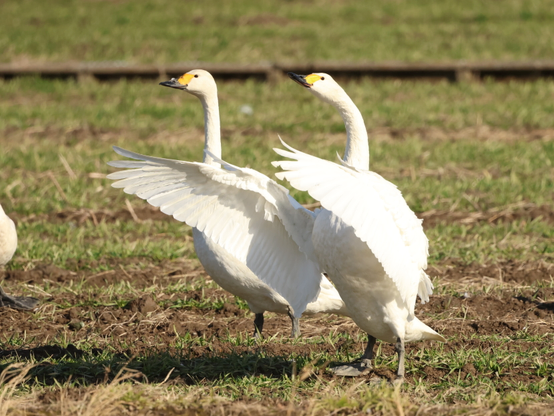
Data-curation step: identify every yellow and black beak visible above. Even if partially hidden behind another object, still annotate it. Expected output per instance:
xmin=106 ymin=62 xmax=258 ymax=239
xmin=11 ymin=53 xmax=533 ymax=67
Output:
xmin=160 ymin=73 xmax=195 ymax=90
xmin=288 ymin=72 xmax=324 ymax=88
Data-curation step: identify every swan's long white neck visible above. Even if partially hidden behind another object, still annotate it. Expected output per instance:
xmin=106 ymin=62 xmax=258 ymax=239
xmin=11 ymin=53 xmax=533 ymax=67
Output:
xmin=334 ymin=92 xmax=370 ymax=171
xmin=198 ymin=93 xmax=222 ymax=168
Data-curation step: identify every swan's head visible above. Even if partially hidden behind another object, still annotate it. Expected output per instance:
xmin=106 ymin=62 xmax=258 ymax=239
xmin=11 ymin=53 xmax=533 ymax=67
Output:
xmin=288 ymin=72 xmax=346 ymax=107
xmin=160 ymin=69 xmax=217 ymax=98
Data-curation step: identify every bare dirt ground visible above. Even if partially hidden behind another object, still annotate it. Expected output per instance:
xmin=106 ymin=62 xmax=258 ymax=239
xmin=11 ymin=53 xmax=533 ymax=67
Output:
xmin=1 ymin=258 xmax=553 ymax=389
xmin=9 ymin=200 xmax=554 ymax=228
xmin=1 ymin=206 xmax=554 ymax=414
xmin=3 ymin=124 xmax=554 ymax=145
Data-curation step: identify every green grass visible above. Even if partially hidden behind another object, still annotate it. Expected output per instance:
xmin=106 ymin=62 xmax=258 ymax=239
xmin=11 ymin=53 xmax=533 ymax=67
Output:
xmin=2 ymin=3 xmax=554 ymax=412
xmin=2 ymin=77 xmax=554 ymax=135
xmin=1 ymin=76 xmax=554 ymax=414
xmin=14 ymin=221 xmax=194 ymax=269
xmin=1 ymin=77 xmax=553 ymax=268
xmin=428 ymin=219 xmax=554 ymax=264
xmin=2 ymin=0 xmax=554 ymax=64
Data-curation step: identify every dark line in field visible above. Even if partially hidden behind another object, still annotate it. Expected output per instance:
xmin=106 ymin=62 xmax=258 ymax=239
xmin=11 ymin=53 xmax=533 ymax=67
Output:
xmin=9 ymin=202 xmax=554 ymax=226
xmin=1 ymin=61 xmax=554 ymax=83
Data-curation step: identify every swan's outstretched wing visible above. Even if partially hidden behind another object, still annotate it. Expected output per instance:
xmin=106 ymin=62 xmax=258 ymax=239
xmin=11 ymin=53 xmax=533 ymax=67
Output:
xmin=273 ymin=139 xmax=430 ymax=310
xmin=107 ymin=147 xmax=321 ymax=317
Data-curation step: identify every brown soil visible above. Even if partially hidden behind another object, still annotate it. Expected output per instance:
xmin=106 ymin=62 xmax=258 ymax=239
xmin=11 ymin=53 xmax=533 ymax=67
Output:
xmin=420 ymin=203 xmax=554 ymax=227
xmin=1 ymin=258 xmax=553 ymax=393
xmin=368 ymin=125 xmax=554 ymax=143
xmin=2 ymin=258 xmax=550 ymax=291
xmin=10 ymin=206 xmax=172 ymax=226
xmin=3 ymin=124 xmax=554 ymax=149
xmin=0 ymin=260 xmax=203 ymax=287
xmin=430 ymin=259 xmax=554 ymax=285
xmin=237 ymin=13 xmax=292 ymax=26
xmin=10 ymin=202 xmax=554 ymax=229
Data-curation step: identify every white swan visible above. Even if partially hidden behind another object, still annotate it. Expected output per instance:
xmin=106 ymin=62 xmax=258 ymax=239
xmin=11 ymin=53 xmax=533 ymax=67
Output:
xmin=273 ymin=72 xmax=445 ymax=379
xmin=108 ymin=69 xmax=348 ymax=338
xmin=0 ymin=203 xmax=39 ymax=310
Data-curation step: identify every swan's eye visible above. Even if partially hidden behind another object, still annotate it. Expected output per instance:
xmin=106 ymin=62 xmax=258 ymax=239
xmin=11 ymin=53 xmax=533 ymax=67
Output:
xmin=321 ymin=77 xmax=325 ymax=80
xmin=194 ymin=74 xmax=199 ymax=78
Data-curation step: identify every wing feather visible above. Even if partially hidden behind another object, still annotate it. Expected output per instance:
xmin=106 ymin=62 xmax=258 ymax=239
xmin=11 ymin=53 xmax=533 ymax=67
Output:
xmin=108 ymin=146 xmax=322 ymax=316
xmin=273 ymin=140 xmax=430 ymax=309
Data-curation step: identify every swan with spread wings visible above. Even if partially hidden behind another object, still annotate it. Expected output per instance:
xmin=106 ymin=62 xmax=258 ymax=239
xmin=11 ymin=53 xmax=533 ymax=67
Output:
xmin=108 ymin=70 xmax=348 ymax=338
xmin=273 ymin=72 xmax=445 ymax=379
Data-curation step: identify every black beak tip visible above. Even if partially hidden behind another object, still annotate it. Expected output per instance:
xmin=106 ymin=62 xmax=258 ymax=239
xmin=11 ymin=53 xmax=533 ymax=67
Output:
xmin=159 ymin=79 xmax=186 ymax=90
xmin=287 ymin=72 xmax=310 ymax=87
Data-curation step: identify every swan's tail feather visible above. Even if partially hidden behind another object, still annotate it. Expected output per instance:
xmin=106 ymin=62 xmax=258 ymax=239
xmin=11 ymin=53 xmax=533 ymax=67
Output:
xmin=423 ymin=327 xmax=446 ymax=342
xmin=409 ymin=317 xmax=446 ymax=343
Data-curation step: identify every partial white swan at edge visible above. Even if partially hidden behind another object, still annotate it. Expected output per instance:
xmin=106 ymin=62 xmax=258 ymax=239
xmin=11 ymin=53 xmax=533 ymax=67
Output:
xmin=107 ymin=70 xmax=348 ymax=338
xmin=273 ymin=72 xmax=444 ymax=378
xmin=0 ymin=203 xmax=39 ymax=310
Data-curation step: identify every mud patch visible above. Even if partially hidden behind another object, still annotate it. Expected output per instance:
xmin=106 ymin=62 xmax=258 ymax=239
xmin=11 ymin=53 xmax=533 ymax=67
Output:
xmin=1 ymin=283 xmax=553 ymax=375
xmin=419 ymin=203 xmax=554 ymax=227
xmin=430 ymin=259 xmax=554 ymax=285
xmin=237 ymin=14 xmax=292 ymax=26
xmin=12 ymin=202 xmax=554 ymax=229
xmin=11 ymin=206 xmax=171 ymax=225
xmin=368 ymin=125 xmax=554 ymax=143
xmin=127 ymin=295 xmax=158 ymax=314
xmin=1 ymin=260 xmax=204 ymax=288
xmin=4 ymin=124 xmax=554 ymax=151
xmin=1 ymin=125 xmax=125 ymax=146
xmin=1 ymin=258 xmax=554 ymax=402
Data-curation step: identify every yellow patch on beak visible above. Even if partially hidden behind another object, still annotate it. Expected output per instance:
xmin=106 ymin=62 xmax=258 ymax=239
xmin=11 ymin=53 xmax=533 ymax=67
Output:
xmin=305 ymin=74 xmax=322 ymax=85
xmin=178 ymin=73 xmax=195 ymax=86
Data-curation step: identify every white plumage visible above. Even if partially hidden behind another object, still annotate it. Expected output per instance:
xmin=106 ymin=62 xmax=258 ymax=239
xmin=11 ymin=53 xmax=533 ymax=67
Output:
xmin=108 ymin=69 xmax=348 ymax=337
xmin=0 ymin=204 xmax=17 ymax=267
xmin=0 ymin=203 xmax=38 ymax=310
xmin=273 ymin=72 xmax=444 ymax=378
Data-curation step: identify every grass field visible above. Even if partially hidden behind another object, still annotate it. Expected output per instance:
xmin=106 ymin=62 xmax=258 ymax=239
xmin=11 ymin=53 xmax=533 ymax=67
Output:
xmin=1 ymin=1 xmax=554 ymax=413
xmin=2 ymin=0 xmax=554 ymax=64
xmin=1 ymin=75 xmax=553 ymax=415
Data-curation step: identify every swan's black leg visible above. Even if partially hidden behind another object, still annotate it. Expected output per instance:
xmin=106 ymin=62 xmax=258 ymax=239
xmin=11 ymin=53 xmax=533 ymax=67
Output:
xmin=328 ymin=333 xmax=375 ymax=376
xmin=287 ymin=306 xmax=300 ymax=338
xmin=253 ymin=312 xmax=264 ymax=338
xmin=0 ymin=286 xmax=39 ymax=311
xmin=395 ymin=336 xmax=405 ymax=381
xmin=360 ymin=333 xmax=376 ymax=368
